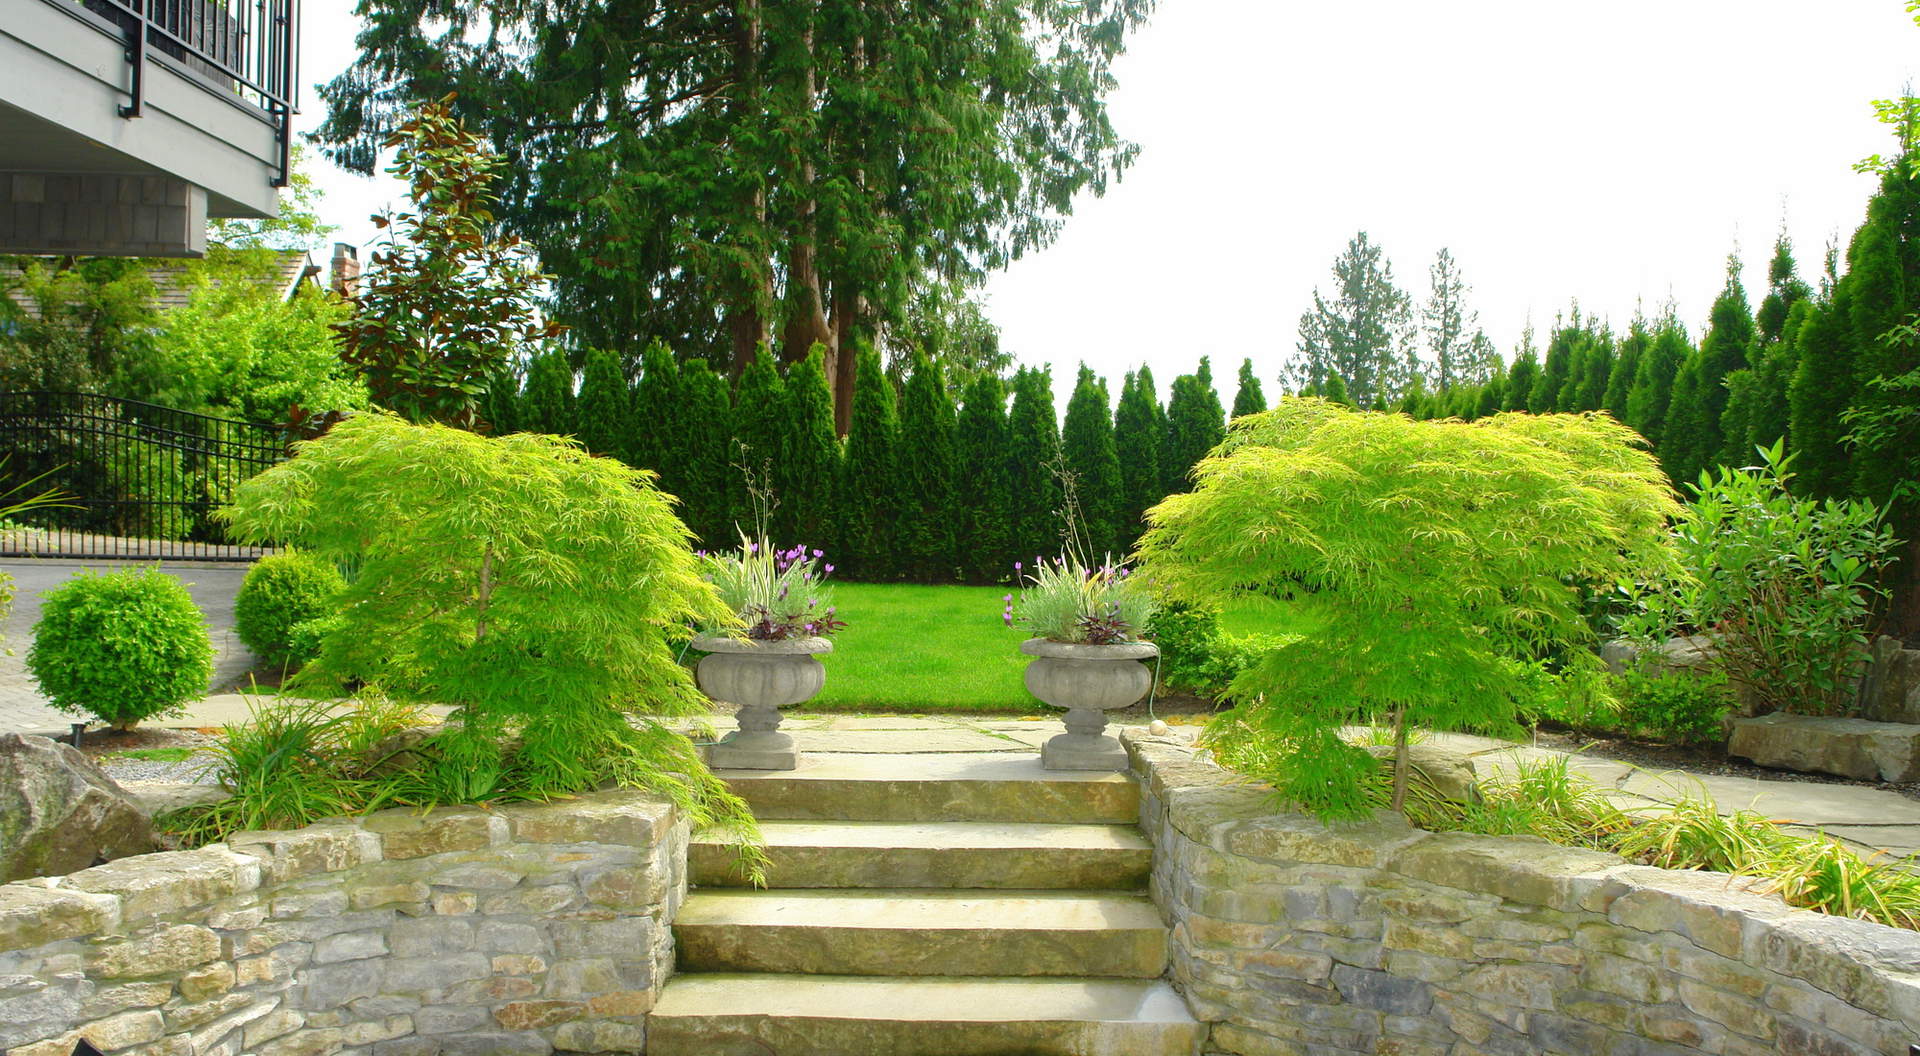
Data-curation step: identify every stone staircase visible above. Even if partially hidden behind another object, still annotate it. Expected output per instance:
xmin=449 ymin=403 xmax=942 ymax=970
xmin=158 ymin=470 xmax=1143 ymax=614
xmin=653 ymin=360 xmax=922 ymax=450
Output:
xmin=646 ymin=752 xmax=1205 ymax=1056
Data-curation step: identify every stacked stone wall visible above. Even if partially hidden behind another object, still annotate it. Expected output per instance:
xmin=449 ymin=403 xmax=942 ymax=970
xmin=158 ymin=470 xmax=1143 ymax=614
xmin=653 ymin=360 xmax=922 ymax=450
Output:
xmin=0 ymin=792 xmax=687 ymax=1056
xmin=1125 ymin=732 xmax=1920 ymax=1056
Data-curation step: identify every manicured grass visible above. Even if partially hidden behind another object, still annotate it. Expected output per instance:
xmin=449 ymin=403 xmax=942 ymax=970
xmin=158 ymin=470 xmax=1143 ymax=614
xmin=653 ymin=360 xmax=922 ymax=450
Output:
xmin=803 ymin=583 xmax=1308 ymax=713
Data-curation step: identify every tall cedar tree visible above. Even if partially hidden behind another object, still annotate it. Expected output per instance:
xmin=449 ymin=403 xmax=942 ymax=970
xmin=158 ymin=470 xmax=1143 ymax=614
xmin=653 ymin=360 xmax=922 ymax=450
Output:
xmin=480 ymin=362 xmax=520 ymax=435
xmin=677 ymin=363 xmax=736 ymax=548
xmin=1006 ymin=366 xmax=1064 ymax=564
xmin=1625 ymin=317 xmax=1690 ymax=452
xmin=1676 ymin=260 xmax=1755 ymax=473
xmin=1789 ymin=299 xmax=1855 ymax=499
xmin=519 ymin=349 xmax=574 ymax=437
xmin=627 ymin=341 xmax=681 ymax=479
xmin=731 ymin=347 xmax=789 ymax=518
xmin=779 ymin=347 xmax=841 ymax=551
xmin=1231 ymin=358 xmax=1267 ymax=418
xmin=1571 ymin=329 xmax=1614 ymax=412
xmin=956 ymin=373 xmax=1014 ymax=582
xmin=839 ymin=346 xmax=903 ymax=579
xmin=1663 ymin=353 xmax=1713 ymax=486
xmin=1531 ymin=314 xmax=1579 ymax=413
xmin=1163 ymin=364 xmax=1227 ymax=494
xmin=573 ymin=348 xmax=629 ymax=458
xmin=897 ymin=355 xmax=960 ymax=580
xmin=1604 ymin=317 xmax=1648 ymax=420
xmin=1292 ymin=232 xmax=1416 ymax=405
xmin=1114 ymin=369 xmax=1164 ymax=552
xmin=319 ymin=4 xmax=1151 ymax=433
xmin=1845 ymin=181 xmax=1920 ymax=505
xmin=1061 ymin=365 xmax=1123 ymax=557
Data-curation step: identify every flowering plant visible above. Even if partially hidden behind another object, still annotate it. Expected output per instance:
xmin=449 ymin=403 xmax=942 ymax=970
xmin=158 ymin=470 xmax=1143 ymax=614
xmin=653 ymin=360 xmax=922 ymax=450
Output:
xmin=1006 ymin=554 xmax=1158 ymax=644
xmin=698 ymin=533 xmax=844 ymax=640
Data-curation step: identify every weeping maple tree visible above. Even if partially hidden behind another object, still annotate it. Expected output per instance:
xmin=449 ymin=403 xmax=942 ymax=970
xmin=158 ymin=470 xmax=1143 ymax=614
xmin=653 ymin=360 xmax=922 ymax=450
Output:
xmin=334 ymin=99 xmax=563 ymax=426
xmin=1138 ymin=399 xmax=1679 ymax=819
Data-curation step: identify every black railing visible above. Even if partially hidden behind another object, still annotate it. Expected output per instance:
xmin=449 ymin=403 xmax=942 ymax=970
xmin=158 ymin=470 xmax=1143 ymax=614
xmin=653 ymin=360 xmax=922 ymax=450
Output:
xmin=69 ymin=0 xmax=299 ymax=186
xmin=0 ymin=392 xmax=287 ymax=562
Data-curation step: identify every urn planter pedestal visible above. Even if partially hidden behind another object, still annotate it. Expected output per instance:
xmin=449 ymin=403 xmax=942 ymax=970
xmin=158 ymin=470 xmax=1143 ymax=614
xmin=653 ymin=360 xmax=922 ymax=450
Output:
xmin=1019 ymin=638 xmax=1159 ymax=772
xmin=693 ymin=635 xmax=832 ymax=771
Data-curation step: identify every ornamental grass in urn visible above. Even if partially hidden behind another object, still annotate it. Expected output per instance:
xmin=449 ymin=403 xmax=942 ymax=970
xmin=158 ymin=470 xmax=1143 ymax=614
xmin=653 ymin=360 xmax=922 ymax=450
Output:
xmin=692 ymin=532 xmax=843 ymax=770
xmin=1007 ymin=549 xmax=1159 ymax=771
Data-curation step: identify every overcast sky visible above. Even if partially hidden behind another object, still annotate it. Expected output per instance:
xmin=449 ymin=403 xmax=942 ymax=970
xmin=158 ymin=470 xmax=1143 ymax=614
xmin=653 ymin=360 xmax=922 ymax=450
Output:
xmin=294 ymin=1 xmax=1920 ymax=410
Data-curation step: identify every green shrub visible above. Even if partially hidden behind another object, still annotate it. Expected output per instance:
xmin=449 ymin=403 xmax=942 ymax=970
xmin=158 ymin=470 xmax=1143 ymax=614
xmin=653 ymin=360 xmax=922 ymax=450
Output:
xmin=1628 ymin=442 xmax=1897 ymax=716
xmin=1145 ymin=603 xmax=1218 ymax=689
xmin=28 ymin=567 xmax=213 ymax=729
xmin=285 ymin=614 xmax=344 ymax=670
xmin=1614 ymin=664 xmax=1730 ymax=746
xmin=234 ymin=551 xmax=346 ymax=668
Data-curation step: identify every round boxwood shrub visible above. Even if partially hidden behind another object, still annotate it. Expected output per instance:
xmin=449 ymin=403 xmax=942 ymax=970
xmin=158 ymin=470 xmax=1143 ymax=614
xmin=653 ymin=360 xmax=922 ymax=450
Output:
xmin=234 ymin=551 xmax=346 ymax=668
xmin=28 ymin=567 xmax=214 ymax=730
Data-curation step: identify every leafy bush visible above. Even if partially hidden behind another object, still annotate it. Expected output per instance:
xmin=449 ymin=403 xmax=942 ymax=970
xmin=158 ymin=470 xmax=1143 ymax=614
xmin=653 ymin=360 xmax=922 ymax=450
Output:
xmin=217 ymin=415 xmax=759 ymax=860
xmin=285 ymin=614 xmax=344 ymax=670
xmin=28 ymin=567 xmax=213 ymax=729
xmin=1145 ymin=603 xmax=1283 ymax=696
xmin=1628 ymin=443 xmax=1898 ymax=716
xmin=1613 ymin=663 xmax=1731 ymax=746
xmin=234 ymin=551 xmax=347 ymax=668
xmin=1141 ymin=399 xmax=1679 ymax=818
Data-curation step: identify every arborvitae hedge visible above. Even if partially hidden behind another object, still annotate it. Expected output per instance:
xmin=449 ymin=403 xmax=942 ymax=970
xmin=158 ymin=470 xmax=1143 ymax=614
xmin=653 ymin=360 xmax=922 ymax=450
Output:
xmin=519 ymin=349 xmax=574 ymax=437
xmin=1062 ymin=364 xmax=1122 ymax=557
xmin=676 ymin=362 xmax=736 ymax=548
xmin=897 ymin=354 xmax=959 ymax=580
xmin=780 ymin=346 xmax=840 ymax=551
xmin=1006 ymin=365 xmax=1063 ymax=565
xmin=574 ymin=347 xmax=629 ymax=458
xmin=627 ymin=340 xmax=680 ymax=475
xmin=1114 ymin=370 xmax=1162 ymax=553
xmin=1625 ymin=322 xmax=1688 ymax=451
xmin=1231 ymin=357 xmax=1267 ymax=418
xmin=1163 ymin=363 xmax=1226 ymax=494
xmin=956 ymin=373 xmax=1013 ymax=582
xmin=839 ymin=345 xmax=902 ymax=579
xmin=1788 ymin=296 xmax=1857 ymax=499
xmin=731 ymin=345 xmax=788 ymax=517
xmin=480 ymin=362 xmax=520 ymax=435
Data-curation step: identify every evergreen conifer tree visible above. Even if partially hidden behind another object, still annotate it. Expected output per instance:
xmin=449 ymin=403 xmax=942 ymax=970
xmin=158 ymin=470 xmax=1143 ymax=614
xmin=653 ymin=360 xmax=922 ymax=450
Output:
xmin=519 ymin=349 xmax=575 ymax=436
xmin=627 ymin=340 xmax=680 ymax=478
xmin=1006 ymin=366 xmax=1064 ymax=562
xmin=1625 ymin=317 xmax=1689 ymax=451
xmin=731 ymin=346 xmax=788 ymax=515
xmin=1231 ymin=358 xmax=1267 ymax=418
xmin=1843 ymin=207 xmax=1917 ymax=504
xmin=479 ymin=361 xmax=521 ymax=435
xmin=839 ymin=345 xmax=903 ymax=579
xmin=1502 ymin=351 xmax=1537 ymax=412
xmin=1062 ymin=365 xmax=1123 ymax=557
xmin=1788 ymin=297 xmax=1857 ymax=498
xmin=1114 ymin=370 xmax=1163 ymax=553
xmin=676 ymin=362 xmax=735 ymax=547
xmin=1662 ymin=353 xmax=1712 ymax=486
xmin=896 ymin=354 xmax=960 ymax=581
xmin=573 ymin=347 xmax=629 ymax=458
xmin=1532 ymin=317 xmax=1578 ymax=413
xmin=779 ymin=346 xmax=840 ymax=551
xmin=1322 ymin=371 xmax=1353 ymax=407
xmin=1163 ymin=366 xmax=1228 ymax=494
xmin=1572 ymin=329 xmax=1613 ymax=412
xmin=1474 ymin=372 xmax=1504 ymax=419
xmin=956 ymin=373 xmax=1014 ymax=582
xmin=1604 ymin=318 xmax=1648 ymax=419
xmin=1756 ymin=233 xmax=1812 ymax=344
xmin=1692 ymin=256 xmax=1758 ymax=463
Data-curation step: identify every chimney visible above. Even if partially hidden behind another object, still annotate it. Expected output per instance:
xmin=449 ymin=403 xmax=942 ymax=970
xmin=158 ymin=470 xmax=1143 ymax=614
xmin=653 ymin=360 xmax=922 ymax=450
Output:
xmin=330 ymin=242 xmax=361 ymax=299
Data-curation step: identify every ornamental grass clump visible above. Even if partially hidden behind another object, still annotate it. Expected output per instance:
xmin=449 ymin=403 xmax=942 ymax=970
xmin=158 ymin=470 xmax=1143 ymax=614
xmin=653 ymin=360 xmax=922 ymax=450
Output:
xmin=698 ymin=534 xmax=843 ymax=640
xmin=203 ymin=415 xmax=760 ymax=860
xmin=1140 ymin=398 xmax=1679 ymax=819
xmin=1007 ymin=554 xmax=1157 ymax=644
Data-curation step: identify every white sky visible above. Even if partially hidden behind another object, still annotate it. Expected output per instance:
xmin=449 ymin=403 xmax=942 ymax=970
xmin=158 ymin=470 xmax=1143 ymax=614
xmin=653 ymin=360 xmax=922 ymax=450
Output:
xmin=294 ymin=1 xmax=1920 ymax=411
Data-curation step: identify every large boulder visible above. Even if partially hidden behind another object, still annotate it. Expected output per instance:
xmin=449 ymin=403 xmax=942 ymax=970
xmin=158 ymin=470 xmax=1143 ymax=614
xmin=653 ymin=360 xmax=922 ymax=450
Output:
xmin=0 ymin=733 xmax=158 ymax=881
xmin=1365 ymin=742 xmax=1483 ymax=804
xmin=1859 ymin=635 xmax=1920 ymax=726
xmin=1727 ymin=712 xmax=1920 ymax=783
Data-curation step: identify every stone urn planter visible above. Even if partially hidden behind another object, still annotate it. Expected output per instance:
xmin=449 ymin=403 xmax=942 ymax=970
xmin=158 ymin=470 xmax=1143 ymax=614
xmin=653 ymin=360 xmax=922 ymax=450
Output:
xmin=692 ymin=635 xmax=833 ymax=771
xmin=1020 ymin=638 xmax=1159 ymax=771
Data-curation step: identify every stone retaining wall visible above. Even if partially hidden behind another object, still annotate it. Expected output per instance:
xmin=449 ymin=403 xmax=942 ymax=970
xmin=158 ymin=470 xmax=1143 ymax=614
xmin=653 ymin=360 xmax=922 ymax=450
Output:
xmin=1124 ymin=731 xmax=1920 ymax=1056
xmin=0 ymin=792 xmax=688 ymax=1056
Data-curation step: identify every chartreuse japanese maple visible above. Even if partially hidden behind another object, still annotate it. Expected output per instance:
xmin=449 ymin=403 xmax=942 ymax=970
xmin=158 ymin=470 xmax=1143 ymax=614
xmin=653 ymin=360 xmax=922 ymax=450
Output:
xmin=219 ymin=415 xmax=757 ymax=850
xmin=1138 ymin=398 xmax=1678 ymax=820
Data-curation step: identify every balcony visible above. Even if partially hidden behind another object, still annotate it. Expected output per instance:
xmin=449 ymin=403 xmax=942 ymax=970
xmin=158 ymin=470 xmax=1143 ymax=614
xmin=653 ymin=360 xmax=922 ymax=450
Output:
xmin=0 ymin=0 xmax=297 ymax=256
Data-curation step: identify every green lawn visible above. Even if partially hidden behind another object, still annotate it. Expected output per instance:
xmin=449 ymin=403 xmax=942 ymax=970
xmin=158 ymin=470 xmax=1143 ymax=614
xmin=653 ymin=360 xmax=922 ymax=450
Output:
xmin=803 ymin=583 xmax=1307 ymax=713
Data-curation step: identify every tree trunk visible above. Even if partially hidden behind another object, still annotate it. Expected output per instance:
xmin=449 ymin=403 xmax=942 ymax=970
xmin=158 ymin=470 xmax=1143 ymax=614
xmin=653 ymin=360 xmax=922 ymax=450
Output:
xmin=1390 ymin=705 xmax=1409 ymax=815
xmin=830 ymin=288 xmax=862 ymax=435
xmin=726 ymin=0 xmax=769 ymax=381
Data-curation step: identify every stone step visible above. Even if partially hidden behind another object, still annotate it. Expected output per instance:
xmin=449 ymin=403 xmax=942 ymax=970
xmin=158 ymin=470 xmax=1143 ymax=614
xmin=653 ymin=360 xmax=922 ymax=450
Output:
xmin=714 ymin=752 xmax=1139 ymax=824
xmin=674 ymin=888 xmax=1169 ymax=977
xmin=690 ymin=820 xmax=1154 ymax=889
xmin=646 ymin=973 xmax=1207 ymax=1056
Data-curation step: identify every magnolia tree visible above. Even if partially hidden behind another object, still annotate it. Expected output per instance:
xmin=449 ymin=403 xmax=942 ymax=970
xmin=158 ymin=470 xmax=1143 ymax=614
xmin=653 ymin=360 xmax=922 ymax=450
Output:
xmin=1138 ymin=398 xmax=1679 ymax=819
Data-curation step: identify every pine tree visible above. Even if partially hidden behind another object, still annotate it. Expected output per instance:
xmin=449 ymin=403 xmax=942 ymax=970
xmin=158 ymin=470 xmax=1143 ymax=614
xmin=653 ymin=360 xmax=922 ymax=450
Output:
xmin=676 ymin=362 xmax=735 ymax=547
xmin=573 ymin=347 xmax=630 ymax=458
xmin=956 ymin=373 xmax=1014 ymax=582
xmin=1061 ymin=365 xmax=1123 ymax=557
xmin=1231 ymin=358 xmax=1267 ymax=419
xmin=519 ymin=349 xmax=575 ymax=436
xmin=627 ymin=340 xmax=681 ymax=478
xmin=1788 ymin=297 xmax=1856 ymax=498
xmin=896 ymin=354 xmax=959 ymax=581
xmin=839 ymin=345 xmax=902 ymax=579
xmin=1291 ymin=232 xmax=1417 ymax=404
xmin=1006 ymin=366 xmax=1064 ymax=563
xmin=1423 ymin=248 xmax=1497 ymax=389
xmin=779 ymin=346 xmax=840 ymax=552
xmin=731 ymin=346 xmax=788 ymax=517
xmin=1114 ymin=370 xmax=1163 ymax=553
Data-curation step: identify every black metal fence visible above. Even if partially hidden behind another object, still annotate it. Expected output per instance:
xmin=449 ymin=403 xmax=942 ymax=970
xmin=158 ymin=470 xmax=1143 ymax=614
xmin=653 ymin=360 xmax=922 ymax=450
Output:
xmin=0 ymin=392 xmax=286 ymax=561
